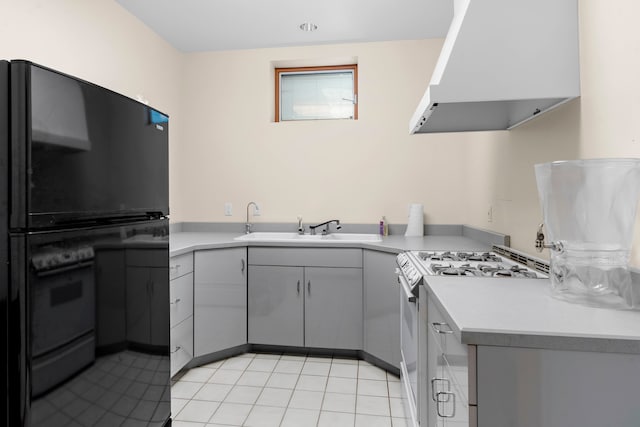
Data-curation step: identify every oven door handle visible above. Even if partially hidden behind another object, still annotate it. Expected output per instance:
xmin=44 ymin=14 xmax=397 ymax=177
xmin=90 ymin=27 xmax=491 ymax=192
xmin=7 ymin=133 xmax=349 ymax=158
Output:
xmin=397 ymin=274 xmax=416 ymax=303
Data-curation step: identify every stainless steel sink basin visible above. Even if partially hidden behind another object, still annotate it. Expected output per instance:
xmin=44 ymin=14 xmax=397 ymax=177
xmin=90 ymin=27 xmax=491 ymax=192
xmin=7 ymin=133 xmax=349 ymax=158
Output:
xmin=234 ymin=232 xmax=381 ymax=243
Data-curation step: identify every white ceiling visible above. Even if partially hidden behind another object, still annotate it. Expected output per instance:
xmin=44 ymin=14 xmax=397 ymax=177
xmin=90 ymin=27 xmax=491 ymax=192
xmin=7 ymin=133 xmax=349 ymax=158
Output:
xmin=115 ymin=0 xmax=453 ymax=52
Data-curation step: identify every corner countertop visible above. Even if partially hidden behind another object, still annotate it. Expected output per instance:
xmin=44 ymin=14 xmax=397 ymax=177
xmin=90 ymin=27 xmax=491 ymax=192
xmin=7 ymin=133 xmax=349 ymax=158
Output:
xmin=169 ymin=232 xmax=493 ymax=257
xmin=424 ymin=276 xmax=640 ymax=354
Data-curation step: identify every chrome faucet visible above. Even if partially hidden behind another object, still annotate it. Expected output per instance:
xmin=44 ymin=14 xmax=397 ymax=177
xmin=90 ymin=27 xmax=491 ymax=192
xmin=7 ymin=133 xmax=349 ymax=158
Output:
xmin=245 ymin=202 xmax=258 ymax=234
xmin=309 ymin=219 xmax=341 ymax=235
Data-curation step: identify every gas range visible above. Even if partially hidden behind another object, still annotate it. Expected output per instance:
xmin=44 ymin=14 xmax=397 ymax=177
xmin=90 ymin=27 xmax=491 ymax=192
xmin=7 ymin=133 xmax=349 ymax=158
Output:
xmin=416 ymin=250 xmax=547 ymax=278
xmin=396 ymin=246 xmax=548 ymax=293
xmin=395 ymin=245 xmax=548 ymax=427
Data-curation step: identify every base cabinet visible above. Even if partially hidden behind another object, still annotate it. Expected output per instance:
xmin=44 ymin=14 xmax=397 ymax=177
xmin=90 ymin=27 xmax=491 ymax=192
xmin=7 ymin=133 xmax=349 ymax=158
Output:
xmin=170 ymin=252 xmax=193 ymax=377
xmin=422 ymin=289 xmax=640 ymax=427
xmin=476 ymin=347 xmax=640 ymax=427
xmin=364 ymin=250 xmax=401 ymax=368
xmin=248 ymin=248 xmax=363 ymax=350
xmin=194 ymin=247 xmax=247 ymax=357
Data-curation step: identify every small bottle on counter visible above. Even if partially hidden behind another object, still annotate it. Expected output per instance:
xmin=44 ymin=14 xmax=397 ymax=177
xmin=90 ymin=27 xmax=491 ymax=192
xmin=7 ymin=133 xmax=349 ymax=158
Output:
xmin=379 ymin=217 xmax=384 ymax=236
xmin=383 ymin=216 xmax=389 ymax=236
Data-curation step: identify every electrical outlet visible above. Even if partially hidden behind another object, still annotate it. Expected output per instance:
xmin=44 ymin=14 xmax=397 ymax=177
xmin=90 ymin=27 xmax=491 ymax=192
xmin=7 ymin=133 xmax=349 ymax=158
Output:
xmin=254 ymin=203 xmax=261 ymax=216
xmin=224 ymin=202 xmax=233 ymax=216
xmin=487 ymin=205 xmax=493 ymax=223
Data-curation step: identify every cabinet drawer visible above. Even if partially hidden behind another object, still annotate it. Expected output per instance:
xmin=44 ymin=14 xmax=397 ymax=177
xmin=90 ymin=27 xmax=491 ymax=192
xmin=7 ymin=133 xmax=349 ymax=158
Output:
xmin=170 ymin=252 xmax=193 ymax=280
xmin=170 ymin=272 xmax=193 ymax=328
xmin=428 ymin=296 xmax=472 ymax=406
xmin=249 ymin=247 xmax=362 ymax=267
xmin=428 ymin=298 xmax=468 ymax=362
xmin=127 ymin=248 xmax=168 ymax=267
xmin=170 ymin=316 xmax=193 ymax=377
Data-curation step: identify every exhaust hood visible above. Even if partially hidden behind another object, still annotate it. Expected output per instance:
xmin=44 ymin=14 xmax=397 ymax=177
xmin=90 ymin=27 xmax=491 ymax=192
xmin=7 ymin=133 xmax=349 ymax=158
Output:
xmin=410 ymin=0 xmax=580 ymax=134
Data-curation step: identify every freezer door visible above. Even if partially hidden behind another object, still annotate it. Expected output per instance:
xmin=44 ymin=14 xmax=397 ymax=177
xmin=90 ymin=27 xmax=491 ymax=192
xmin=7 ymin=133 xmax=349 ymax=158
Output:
xmin=9 ymin=61 xmax=169 ymax=230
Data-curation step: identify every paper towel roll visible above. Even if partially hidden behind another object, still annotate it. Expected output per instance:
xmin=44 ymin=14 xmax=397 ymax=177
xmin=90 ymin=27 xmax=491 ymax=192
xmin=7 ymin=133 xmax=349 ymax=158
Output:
xmin=405 ymin=203 xmax=424 ymax=237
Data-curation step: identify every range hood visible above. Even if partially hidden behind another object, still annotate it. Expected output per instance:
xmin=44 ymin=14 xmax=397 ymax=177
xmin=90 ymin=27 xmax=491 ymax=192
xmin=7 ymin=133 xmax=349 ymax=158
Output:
xmin=410 ymin=0 xmax=580 ymax=134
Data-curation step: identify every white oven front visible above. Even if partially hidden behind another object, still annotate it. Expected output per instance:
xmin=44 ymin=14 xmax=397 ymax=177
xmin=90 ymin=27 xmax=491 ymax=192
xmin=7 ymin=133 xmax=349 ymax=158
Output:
xmin=398 ymin=271 xmax=419 ymax=427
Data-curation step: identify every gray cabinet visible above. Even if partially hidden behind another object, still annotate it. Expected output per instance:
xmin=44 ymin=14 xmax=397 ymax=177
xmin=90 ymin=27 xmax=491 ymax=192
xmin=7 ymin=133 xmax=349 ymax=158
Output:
xmin=194 ymin=247 xmax=247 ymax=357
xmin=248 ymin=247 xmax=363 ymax=350
xmin=363 ymin=250 xmax=400 ymax=368
xmin=425 ymin=294 xmax=473 ymax=427
xmin=247 ymin=265 xmax=304 ymax=347
xmin=305 ymin=266 xmax=363 ymax=349
xmin=477 ymin=347 xmax=640 ymax=427
xmin=170 ymin=252 xmax=194 ymax=377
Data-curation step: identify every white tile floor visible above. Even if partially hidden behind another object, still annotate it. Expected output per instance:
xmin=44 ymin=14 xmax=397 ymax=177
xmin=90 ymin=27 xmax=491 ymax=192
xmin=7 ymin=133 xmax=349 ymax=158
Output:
xmin=171 ymin=352 xmax=408 ymax=427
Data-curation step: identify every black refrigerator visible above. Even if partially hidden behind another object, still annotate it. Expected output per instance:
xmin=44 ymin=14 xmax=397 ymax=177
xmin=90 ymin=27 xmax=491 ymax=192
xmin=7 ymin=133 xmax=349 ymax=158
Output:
xmin=1 ymin=60 xmax=172 ymax=427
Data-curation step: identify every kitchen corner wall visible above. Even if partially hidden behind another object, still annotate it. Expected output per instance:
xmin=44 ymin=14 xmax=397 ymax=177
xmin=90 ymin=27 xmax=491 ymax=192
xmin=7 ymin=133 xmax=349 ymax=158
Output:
xmin=0 ymin=0 xmax=184 ymax=212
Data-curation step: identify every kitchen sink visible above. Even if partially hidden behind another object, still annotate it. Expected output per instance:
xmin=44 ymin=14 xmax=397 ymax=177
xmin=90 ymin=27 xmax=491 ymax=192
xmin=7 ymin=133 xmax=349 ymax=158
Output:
xmin=234 ymin=232 xmax=381 ymax=243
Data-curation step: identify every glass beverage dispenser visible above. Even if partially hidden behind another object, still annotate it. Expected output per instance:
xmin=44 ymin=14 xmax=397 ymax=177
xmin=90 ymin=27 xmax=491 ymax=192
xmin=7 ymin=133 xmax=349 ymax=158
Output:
xmin=535 ymin=158 xmax=640 ymax=309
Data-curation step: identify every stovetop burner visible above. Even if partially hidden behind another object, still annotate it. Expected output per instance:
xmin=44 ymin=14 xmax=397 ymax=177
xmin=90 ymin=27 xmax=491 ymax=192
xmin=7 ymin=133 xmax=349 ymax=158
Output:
xmin=418 ymin=251 xmax=502 ymax=263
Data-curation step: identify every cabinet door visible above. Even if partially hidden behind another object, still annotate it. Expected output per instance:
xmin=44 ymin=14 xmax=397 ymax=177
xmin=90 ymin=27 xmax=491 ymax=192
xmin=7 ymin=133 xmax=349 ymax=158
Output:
xmin=171 ymin=317 xmax=194 ymax=377
xmin=364 ymin=250 xmax=401 ymax=368
xmin=428 ymin=295 xmax=468 ymax=427
xmin=427 ymin=296 xmax=445 ymax=427
xmin=477 ymin=347 xmax=640 ymax=427
xmin=248 ymin=265 xmax=304 ymax=347
xmin=170 ymin=272 xmax=194 ymax=328
xmin=304 ymin=267 xmax=363 ymax=350
xmin=194 ymin=247 xmax=247 ymax=356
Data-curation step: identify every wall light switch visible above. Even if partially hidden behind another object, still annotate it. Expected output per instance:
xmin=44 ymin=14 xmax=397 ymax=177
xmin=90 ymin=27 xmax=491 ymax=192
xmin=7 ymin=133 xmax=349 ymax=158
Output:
xmin=224 ymin=202 xmax=233 ymax=216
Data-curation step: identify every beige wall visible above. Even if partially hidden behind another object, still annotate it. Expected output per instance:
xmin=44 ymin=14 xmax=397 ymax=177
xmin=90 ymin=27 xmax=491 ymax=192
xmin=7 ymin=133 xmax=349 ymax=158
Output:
xmin=0 ymin=0 xmax=184 ymax=209
xmin=4 ymin=0 xmax=640 ymax=265
xmin=176 ymin=40 xmax=473 ymax=226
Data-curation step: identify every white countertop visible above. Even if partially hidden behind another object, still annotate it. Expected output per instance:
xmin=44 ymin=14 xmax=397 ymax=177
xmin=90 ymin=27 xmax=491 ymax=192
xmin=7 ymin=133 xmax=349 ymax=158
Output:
xmin=424 ymin=276 xmax=640 ymax=354
xmin=169 ymin=232 xmax=492 ymax=257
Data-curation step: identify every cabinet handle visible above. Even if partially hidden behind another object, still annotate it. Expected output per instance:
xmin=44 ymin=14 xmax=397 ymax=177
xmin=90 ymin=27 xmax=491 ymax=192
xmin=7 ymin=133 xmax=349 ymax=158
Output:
xmin=170 ymin=264 xmax=180 ymax=271
xmin=432 ymin=322 xmax=454 ymax=335
xmin=170 ymin=298 xmax=181 ymax=305
xmin=171 ymin=346 xmax=182 ymax=354
xmin=241 ymin=259 xmax=245 ymax=273
xmin=307 ymin=280 xmax=311 ymax=294
xmin=297 ymin=280 xmax=300 ymax=294
xmin=431 ymin=377 xmax=451 ymax=402
xmin=436 ymin=391 xmax=456 ymax=418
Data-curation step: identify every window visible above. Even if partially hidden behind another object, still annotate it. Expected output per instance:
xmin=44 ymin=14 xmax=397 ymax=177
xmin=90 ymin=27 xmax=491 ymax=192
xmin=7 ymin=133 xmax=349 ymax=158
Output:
xmin=275 ymin=65 xmax=358 ymax=122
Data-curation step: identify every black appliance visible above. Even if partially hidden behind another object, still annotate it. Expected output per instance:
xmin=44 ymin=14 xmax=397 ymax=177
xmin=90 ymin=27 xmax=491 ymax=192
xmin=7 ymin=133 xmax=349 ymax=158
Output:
xmin=1 ymin=60 xmax=171 ymax=426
